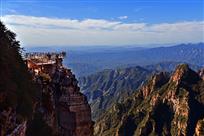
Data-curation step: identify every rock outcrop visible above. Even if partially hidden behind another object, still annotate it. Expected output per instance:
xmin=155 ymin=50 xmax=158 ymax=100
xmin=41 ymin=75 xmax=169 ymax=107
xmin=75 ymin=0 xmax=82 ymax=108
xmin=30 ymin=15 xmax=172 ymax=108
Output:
xmin=141 ymin=72 xmax=169 ymax=98
xmin=195 ymin=118 xmax=204 ymax=136
xmin=0 ymin=108 xmax=27 ymax=136
xmin=94 ymin=64 xmax=204 ymax=136
xmin=53 ymin=68 xmax=94 ymax=136
xmin=28 ymin=54 xmax=94 ymax=136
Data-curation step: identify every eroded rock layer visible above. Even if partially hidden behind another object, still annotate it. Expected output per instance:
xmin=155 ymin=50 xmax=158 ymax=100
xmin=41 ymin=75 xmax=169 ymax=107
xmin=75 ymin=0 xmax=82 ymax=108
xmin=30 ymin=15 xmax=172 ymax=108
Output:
xmin=53 ymin=68 xmax=94 ymax=136
xmin=27 ymin=54 xmax=94 ymax=136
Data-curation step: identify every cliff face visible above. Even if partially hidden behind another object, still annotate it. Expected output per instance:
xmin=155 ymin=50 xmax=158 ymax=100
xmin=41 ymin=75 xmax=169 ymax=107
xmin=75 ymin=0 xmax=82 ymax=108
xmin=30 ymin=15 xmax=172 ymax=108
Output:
xmin=27 ymin=55 xmax=94 ymax=136
xmin=94 ymin=64 xmax=204 ymax=136
xmin=53 ymin=68 xmax=94 ymax=136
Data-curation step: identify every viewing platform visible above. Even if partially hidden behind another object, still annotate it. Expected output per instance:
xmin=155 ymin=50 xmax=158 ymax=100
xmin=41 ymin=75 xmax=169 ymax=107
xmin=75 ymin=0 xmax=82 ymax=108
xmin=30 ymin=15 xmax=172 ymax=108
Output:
xmin=24 ymin=52 xmax=66 ymax=75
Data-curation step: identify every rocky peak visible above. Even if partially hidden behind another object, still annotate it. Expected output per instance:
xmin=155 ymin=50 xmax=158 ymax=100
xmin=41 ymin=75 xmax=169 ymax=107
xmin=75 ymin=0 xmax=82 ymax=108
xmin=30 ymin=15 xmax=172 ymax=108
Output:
xmin=141 ymin=72 xmax=169 ymax=98
xmin=170 ymin=64 xmax=200 ymax=84
xmin=94 ymin=64 xmax=204 ymax=136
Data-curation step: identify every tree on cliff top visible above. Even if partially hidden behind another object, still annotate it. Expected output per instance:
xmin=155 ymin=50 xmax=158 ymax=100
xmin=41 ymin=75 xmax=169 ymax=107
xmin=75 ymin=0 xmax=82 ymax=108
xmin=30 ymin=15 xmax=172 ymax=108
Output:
xmin=0 ymin=21 xmax=55 ymax=136
xmin=0 ymin=21 xmax=38 ymax=118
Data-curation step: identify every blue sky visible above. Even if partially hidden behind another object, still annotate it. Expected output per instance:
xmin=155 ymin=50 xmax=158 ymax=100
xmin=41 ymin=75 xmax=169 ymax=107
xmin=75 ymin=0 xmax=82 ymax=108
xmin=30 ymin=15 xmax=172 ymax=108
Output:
xmin=1 ymin=0 xmax=204 ymax=46
xmin=2 ymin=0 xmax=204 ymax=23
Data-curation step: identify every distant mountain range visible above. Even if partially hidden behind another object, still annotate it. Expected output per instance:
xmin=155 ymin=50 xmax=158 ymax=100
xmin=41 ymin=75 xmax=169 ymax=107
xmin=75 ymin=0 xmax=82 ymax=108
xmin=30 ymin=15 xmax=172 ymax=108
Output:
xmin=67 ymin=43 xmax=204 ymax=77
xmin=26 ymin=43 xmax=204 ymax=77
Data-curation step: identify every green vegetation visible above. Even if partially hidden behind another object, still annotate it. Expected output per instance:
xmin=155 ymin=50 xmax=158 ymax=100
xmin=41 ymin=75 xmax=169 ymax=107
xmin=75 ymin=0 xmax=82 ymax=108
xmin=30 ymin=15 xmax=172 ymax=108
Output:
xmin=0 ymin=21 xmax=37 ymax=118
xmin=0 ymin=21 xmax=53 ymax=135
xmin=79 ymin=66 xmax=152 ymax=120
xmin=94 ymin=64 xmax=204 ymax=136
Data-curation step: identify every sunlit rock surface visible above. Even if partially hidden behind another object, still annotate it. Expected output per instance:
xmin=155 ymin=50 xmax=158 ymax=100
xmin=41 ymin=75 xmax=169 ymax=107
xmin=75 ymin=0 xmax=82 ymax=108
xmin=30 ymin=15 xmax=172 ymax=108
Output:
xmin=95 ymin=64 xmax=204 ymax=136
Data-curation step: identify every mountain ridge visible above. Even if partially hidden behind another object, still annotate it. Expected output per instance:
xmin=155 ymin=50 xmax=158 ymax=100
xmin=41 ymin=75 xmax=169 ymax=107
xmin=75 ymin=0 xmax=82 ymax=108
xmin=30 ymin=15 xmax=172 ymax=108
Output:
xmin=79 ymin=65 xmax=152 ymax=120
xmin=79 ymin=62 xmax=201 ymax=120
xmin=94 ymin=64 xmax=204 ymax=136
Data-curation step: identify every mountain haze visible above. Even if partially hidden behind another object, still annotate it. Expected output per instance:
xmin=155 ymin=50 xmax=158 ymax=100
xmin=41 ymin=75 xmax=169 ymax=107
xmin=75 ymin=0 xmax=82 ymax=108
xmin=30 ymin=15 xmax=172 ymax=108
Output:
xmin=26 ymin=43 xmax=204 ymax=77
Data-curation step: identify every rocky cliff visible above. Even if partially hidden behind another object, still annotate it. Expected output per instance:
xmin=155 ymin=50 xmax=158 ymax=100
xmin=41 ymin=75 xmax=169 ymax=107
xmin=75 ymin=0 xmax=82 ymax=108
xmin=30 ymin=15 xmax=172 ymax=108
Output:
xmin=94 ymin=64 xmax=204 ymax=136
xmin=26 ymin=55 xmax=94 ymax=136
xmin=0 ymin=21 xmax=93 ymax=136
xmin=54 ymin=67 xmax=94 ymax=136
xmin=79 ymin=62 xmax=201 ymax=121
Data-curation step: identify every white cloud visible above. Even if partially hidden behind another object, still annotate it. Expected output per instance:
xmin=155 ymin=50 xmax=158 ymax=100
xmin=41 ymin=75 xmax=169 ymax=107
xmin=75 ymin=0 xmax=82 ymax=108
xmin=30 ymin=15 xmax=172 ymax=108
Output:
xmin=2 ymin=15 xmax=120 ymax=30
xmin=113 ymin=23 xmax=146 ymax=31
xmin=118 ymin=16 xmax=128 ymax=20
xmin=1 ymin=15 xmax=204 ymax=46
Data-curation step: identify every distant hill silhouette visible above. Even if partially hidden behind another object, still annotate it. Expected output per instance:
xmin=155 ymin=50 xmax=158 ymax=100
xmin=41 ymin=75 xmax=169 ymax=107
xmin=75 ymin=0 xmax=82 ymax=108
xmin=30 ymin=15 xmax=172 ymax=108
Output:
xmin=67 ymin=43 xmax=204 ymax=76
